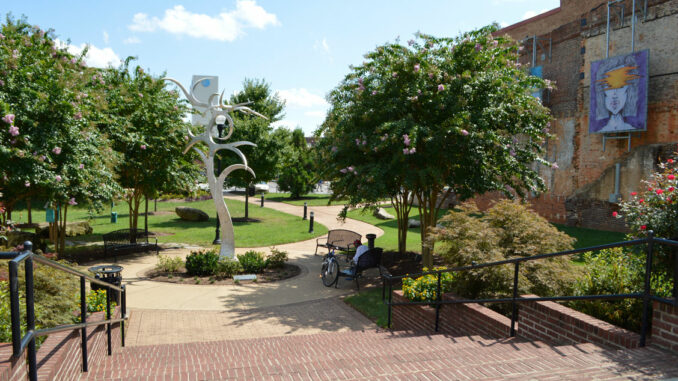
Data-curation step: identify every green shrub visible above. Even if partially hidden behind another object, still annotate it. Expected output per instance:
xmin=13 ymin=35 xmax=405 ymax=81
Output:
xmin=402 ymin=267 xmax=454 ymax=303
xmin=185 ymin=249 xmax=219 ymax=276
xmin=156 ymin=255 xmax=184 ymax=273
xmin=569 ymin=248 xmax=673 ymax=332
xmin=86 ymin=289 xmax=116 ymax=313
xmin=237 ymin=251 xmax=267 ymax=273
xmin=431 ymin=201 xmax=578 ymax=300
xmin=216 ymin=258 xmax=242 ymax=278
xmin=266 ymin=247 xmax=288 ymax=269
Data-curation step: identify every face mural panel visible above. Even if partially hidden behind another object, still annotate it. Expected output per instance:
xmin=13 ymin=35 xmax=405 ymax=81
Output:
xmin=589 ymin=50 xmax=649 ymax=134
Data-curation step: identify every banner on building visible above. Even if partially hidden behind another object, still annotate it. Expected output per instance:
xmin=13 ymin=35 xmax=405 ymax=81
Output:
xmin=530 ymin=66 xmax=543 ymax=100
xmin=589 ymin=50 xmax=648 ymax=134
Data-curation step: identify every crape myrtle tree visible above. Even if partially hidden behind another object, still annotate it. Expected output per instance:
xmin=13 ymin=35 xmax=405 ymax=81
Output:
xmin=318 ymin=26 xmax=554 ymax=267
xmin=277 ymin=128 xmax=317 ymax=199
xmin=0 ymin=16 xmax=118 ymax=254
xmin=223 ymin=78 xmax=286 ymax=218
xmin=101 ymin=59 xmax=201 ymax=233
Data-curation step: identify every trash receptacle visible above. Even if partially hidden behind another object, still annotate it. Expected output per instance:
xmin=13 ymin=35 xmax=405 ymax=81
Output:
xmin=110 ymin=212 xmax=118 ymax=223
xmin=88 ymin=265 xmax=123 ymax=304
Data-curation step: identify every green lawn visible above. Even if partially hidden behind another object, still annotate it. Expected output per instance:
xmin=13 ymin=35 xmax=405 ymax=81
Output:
xmin=20 ymin=198 xmax=328 ymax=248
xmin=344 ymin=288 xmax=389 ymax=328
xmin=265 ymin=193 xmax=348 ymax=206
xmin=347 ymin=206 xmax=627 ymax=254
xmin=346 ymin=206 xmax=448 ymax=252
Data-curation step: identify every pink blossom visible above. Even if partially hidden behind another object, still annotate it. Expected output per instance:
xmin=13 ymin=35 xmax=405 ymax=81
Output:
xmin=437 ymin=84 xmax=445 ymax=92
xmin=392 ymin=72 xmax=398 ymax=78
xmin=39 ymin=155 xmax=46 ymax=161
xmin=409 ymin=148 xmax=416 ymax=154
xmin=403 ymin=148 xmax=409 ymax=154
xmin=55 ymin=175 xmax=62 ymax=182
xmin=461 ymin=129 xmax=469 ymax=136
xmin=475 ymin=43 xmax=482 ymax=52
xmin=9 ymin=125 xmax=19 ymax=136
xmin=12 ymin=50 xmax=19 ymax=59
xmin=52 ymin=147 xmax=62 ymax=155
xmin=139 ymin=93 xmax=143 ymax=98
xmin=73 ymin=112 xmax=82 ymax=120
xmin=362 ymin=140 xmax=367 ymax=146
xmin=24 ymin=181 xmax=30 ymax=187
xmin=355 ymin=139 xmax=361 ymax=146
xmin=140 ymin=144 xmax=147 ymax=150
xmin=551 ymin=163 xmax=559 ymax=169
xmin=380 ymin=134 xmax=387 ymax=141
xmin=353 ymin=170 xmax=358 ymax=175
xmin=79 ymin=163 xmax=85 ymax=169
xmin=2 ymin=114 xmax=15 ymax=124
xmin=340 ymin=168 xmax=348 ymax=174
xmin=510 ymin=149 xmax=516 ymax=157
xmin=0 ymin=79 xmax=4 ymax=86
xmin=0 ymin=33 xmax=4 ymax=39
xmin=70 ymin=58 xmax=77 ymax=64
xmin=492 ymin=40 xmax=499 ymax=47
xmin=403 ymin=134 xmax=410 ymax=147
xmin=68 ymin=197 xmax=77 ymax=206
xmin=10 ymin=139 xmax=16 ymax=145
xmin=331 ymin=146 xmax=338 ymax=152
xmin=184 ymin=136 xmax=189 ymax=141
xmin=371 ymin=90 xmax=377 ymax=95
xmin=668 ymin=174 xmax=675 ymax=180
xmin=414 ymin=64 xmax=420 ymax=72
xmin=347 ymin=166 xmax=354 ymax=172
xmin=428 ymin=73 xmax=434 ymax=79
xmin=518 ymin=46 xmax=524 ymax=52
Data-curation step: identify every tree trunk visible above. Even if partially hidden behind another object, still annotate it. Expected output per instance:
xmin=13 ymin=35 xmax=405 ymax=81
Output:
xmin=417 ymin=189 xmax=438 ymax=268
xmin=27 ymin=199 xmax=32 ymax=224
xmin=245 ymin=186 xmax=250 ymax=219
xmin=54 ymin=202 xmax=68 ymax=257
xmin=144 ymin=195 xmax=149 ymax=235
xmin=391 ymin=189 xmax=413 ymax=254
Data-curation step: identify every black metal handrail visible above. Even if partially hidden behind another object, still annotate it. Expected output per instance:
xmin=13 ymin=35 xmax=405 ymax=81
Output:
xmin=382 ymin=232 xmax=678 ymax=347
xmin=1 ymin=241 xmax=128 ymax=381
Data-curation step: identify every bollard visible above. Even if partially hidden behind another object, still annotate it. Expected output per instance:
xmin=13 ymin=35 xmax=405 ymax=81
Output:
xmin=260 ymin=194 xmax=264 ymax=207
xmin=366 ymin=233 xmax=377 ymax=249
xmin=309 ymin=211 xmax=314 ymax=233
xmin=303 ymin=202 xmax=308 ymax=220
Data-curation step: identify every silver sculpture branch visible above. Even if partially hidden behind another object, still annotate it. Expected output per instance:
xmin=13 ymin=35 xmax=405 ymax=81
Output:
xmin=163 ymin=77 xmax=266 ymax=258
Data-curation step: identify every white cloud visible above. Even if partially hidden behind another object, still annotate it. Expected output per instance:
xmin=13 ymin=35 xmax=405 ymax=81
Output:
xmin=499 ymin=21 xmax=509 ymax=28
xmin=56 ymin=39 xmax=120 ymax=68
xmin=123 ymin=36 xmax=141 ymax=44
xmin=103 ymin=31 xmax=109 ymax=44
xmin=277 ymin=88 xmax=327 ymax=108
xmin=313 ymin=38 xmax=330 ymax=53
xmin=522 ymin=9 xmax=549 ymax=20
xmin=304 ymin=110 xmax=326 ymax=118
xmin=128 ymin=1 xmax=279 ymax=42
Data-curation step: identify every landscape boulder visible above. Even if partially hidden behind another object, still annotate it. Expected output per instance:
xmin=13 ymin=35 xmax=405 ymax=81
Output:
xmin=175 ymin=207 xmax=209 ymax=222
xmin=36 ymin=221 xmax=93 ymax=237
xmin=408 ymin=218 xmax=421 ymax=228
xmin=373 ymin=207 xmax=395 ymax=220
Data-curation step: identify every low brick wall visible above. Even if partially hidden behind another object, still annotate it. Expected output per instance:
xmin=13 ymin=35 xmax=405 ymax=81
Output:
xmin=0 ymin=308 xmax=121 ymax=381
xmin=517 ymin=295 xmax=639 ymax=349
xmin=651 ymin=299 xmax=678 ymax=352
xmin=391 ymin=291 xmax=511 ymax=338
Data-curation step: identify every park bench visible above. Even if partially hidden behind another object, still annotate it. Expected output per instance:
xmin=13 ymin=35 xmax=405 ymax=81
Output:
xmin=315 ymin=229 xmax=362 ymax=258
xmin=103 ymin=228 xmax=158 ymax=259
xmin=338 ymin=247 xmax=384 ymax=290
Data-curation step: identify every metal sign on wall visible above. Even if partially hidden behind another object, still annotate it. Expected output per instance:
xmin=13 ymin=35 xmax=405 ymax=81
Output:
xmin=589 ymin=50 xmax=649 ymax=134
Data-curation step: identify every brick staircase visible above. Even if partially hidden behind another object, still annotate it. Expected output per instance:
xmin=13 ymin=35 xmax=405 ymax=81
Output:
xmin=83 ymin=330 xmax=678 ymax=380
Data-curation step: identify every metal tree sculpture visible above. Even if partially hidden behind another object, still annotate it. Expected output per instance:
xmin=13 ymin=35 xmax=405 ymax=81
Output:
xmin=163 ymin=77 xmax=267 ymax=258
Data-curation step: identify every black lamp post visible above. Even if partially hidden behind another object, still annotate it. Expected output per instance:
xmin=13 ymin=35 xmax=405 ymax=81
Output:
xmin=213 ymin=115 xmax=227 ymax=245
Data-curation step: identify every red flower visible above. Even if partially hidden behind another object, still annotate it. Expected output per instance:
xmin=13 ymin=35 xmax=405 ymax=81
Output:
xmin=669 ymin=174 xmax=675 ymax=180
xmin=656 ymin=189 xmax=664 ymax=195
xmin=648 ymin=187 xmax=653 ymax=192
xmin=639 ymin=199 xmax=644 ymax=203
xmin=668 ymin=159 xmax=674 ymax=164
xmin=669 ymin=187 xmax=675 ymax=192
xmin=612 ymin=211 xmax=618 ymax=217
xmin=631 ymin=191 xmax=637 ymax=196
xmin=641 ymin=225 xmax=647 ymax=230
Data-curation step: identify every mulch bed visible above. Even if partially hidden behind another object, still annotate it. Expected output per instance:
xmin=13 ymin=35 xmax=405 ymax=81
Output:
xmin=143 ymin=263 xmax=301 ymax=285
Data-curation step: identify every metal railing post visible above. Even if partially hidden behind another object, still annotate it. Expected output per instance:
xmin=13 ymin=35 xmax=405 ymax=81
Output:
xmin=510 ymin=262 xmax=520 ymax=337
xmin=106 ymin=287 xmax=112 ymax=355
xmin=303 ymin=202 xmax=307 ymax=220
xmin=8 ymin=259 xmax=20 ymax=357
xmin=121 ymin=285 xmax=126 ymax=347
xmin=24 ymin=250 xmax=37 ymax=381
xmin=640 ymin=232 xmax=654 ymax=347
xmin=80 ymin=276 xmax=88 ymax=371
xmin=387 ymin=281 xmax=393 ymax=328
xmin=435 ymin=272 xmax=442 ymax=332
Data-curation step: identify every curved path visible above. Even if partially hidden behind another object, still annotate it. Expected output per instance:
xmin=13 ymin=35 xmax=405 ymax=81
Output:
xmin=85 ymin=195 xmax=385 ymax=346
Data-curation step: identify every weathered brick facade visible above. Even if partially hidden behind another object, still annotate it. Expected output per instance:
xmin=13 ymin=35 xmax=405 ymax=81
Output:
xmin=476 ymin=0 xmax=678 ymax=231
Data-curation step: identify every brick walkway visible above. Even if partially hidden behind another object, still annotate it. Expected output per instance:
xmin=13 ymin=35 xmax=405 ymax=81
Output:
xmin=125 ymin=297 xmax=374 ymax=346
xmin=85 ymin=331 xmax=678 ymax=380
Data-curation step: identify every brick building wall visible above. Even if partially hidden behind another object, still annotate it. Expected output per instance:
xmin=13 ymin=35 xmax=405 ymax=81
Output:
xmin=476 ymin=0 xmax=678 ymax=231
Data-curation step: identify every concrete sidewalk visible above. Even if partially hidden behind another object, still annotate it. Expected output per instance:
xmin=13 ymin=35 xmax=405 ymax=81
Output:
xmin=84 ymin=196 xmax=385 ymax=345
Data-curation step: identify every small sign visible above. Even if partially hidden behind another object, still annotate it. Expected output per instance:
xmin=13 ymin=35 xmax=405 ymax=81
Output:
xmin=233 ymin=274 xmax=257 ymax=281
xmin=46 ymin=208 xmax=55 ymax=223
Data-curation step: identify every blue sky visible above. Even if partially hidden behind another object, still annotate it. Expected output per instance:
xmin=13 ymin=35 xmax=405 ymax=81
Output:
xmin=2 ymin=0 xmax=558 ymax=134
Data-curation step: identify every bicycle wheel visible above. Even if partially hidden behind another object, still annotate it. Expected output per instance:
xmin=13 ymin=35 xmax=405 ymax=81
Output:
xmin=321 ymin=258 xmax=339 ymax=287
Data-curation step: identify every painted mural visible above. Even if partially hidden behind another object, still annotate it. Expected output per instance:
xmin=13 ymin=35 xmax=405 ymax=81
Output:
xmin=589 ymin=50 xmax=648 ymax=134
